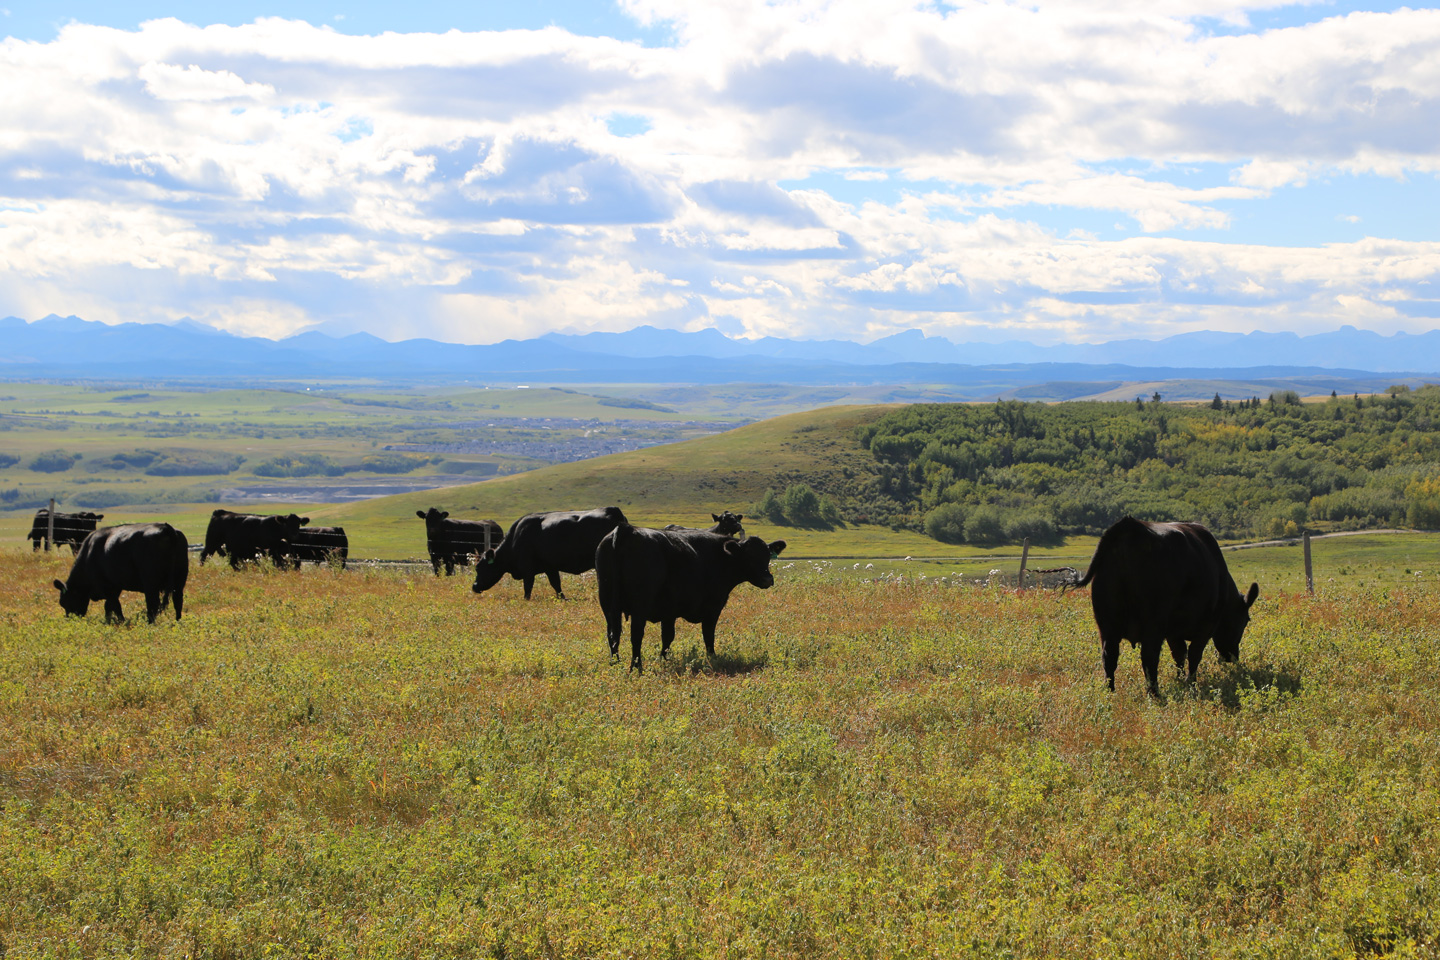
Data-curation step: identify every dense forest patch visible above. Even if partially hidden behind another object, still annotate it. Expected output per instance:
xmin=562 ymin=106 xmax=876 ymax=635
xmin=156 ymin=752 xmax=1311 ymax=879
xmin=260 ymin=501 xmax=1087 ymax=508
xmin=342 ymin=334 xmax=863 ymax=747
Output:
xmin=854 ymin=387 xmax=1440 ymax=542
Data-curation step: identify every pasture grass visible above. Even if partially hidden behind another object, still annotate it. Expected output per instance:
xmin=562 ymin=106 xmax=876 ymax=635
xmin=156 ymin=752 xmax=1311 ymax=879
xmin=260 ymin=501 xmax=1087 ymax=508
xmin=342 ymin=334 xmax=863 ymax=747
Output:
xmin=2 ymin=549 xmax=1439 ymax=958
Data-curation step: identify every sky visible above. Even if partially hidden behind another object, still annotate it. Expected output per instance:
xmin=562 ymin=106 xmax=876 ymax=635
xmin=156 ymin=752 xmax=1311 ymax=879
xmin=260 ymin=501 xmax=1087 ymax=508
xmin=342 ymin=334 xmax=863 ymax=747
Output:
xmin=2 ymin=0 xmax=1439 ymax=346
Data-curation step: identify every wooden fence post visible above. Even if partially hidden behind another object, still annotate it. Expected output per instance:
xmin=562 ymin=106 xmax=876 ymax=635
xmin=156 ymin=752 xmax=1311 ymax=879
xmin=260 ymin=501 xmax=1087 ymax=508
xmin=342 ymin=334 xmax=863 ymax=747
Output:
xmin=1303 ymin=531 xmax=1313 ymax=595
xmin=1018 ymin=537 xmax=1030 ymax=590
xmin=46 ymin=497 xmax=55 ymax=552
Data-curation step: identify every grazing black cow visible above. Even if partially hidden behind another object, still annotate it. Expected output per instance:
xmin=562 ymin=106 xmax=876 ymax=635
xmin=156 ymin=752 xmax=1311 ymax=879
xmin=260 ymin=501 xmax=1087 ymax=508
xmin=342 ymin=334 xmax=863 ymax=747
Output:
xmin=199 ymin=509 xmax=309 ymax=569
xmin=283 ymin=525 xmax=349 ymax=568
xmin=595 ymin=523 xmax=788 ymax=672
xmin=28 ymin=509 xmax=105 ymax=553
xmin=52 ymin=522 xmax=189 ymax=624
xmin=663 ymin=511 xmax=746 ymax=538
xmin=415 ymin=508 xmax=504 ymax=576
xmin=472 ymin=506 xmax=627 ymax=599
xmin=1072 ymin=517 xmax=1260 ymax=696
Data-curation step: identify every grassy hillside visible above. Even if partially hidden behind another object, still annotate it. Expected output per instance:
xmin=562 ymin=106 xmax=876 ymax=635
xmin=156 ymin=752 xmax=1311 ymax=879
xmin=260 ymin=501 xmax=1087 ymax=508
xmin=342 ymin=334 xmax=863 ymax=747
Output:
xmin=326 ymin=404 xmax=903 ymax=557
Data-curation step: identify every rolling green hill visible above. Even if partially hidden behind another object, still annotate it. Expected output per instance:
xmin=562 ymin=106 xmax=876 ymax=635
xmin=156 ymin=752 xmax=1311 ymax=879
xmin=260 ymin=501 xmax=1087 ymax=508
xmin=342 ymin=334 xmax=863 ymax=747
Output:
xmin=324 ymin=404 xmax=914 ymax=557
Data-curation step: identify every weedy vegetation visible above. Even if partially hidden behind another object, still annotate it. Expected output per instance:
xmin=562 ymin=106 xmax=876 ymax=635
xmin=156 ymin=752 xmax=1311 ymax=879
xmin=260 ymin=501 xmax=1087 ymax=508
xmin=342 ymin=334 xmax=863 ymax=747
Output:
xmin=2 ymin=547 xmax=1438 ymax=958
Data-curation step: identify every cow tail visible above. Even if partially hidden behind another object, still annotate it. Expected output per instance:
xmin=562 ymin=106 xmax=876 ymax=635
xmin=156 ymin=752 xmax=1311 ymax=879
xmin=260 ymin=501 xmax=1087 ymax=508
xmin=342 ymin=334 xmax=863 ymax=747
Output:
xmin=610 ymin=523 xmax=636 ymax=622
xmin=1063 ymin=524 xmax=1122 ymax=595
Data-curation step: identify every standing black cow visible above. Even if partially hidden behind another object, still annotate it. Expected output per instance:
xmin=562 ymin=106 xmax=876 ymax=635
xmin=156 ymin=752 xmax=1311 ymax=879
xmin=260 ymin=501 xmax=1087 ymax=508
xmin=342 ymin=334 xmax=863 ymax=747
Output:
xmin=1072 ymin=517 xmax=1259 ymax=696
xmin=663 ymin=511 xmax=746 ymax=538
xmin=595 ymin=523 xmax=787 ymax=672
xmin=283 ymin=526 xmax=349 ymax=568
xmin=199 ymin=509 xmax=309 ymax=569
xmin=415 ymin=508 xmax=504 ymax=576
xmin=52 ymin=522 xmax=189 ymax=624
xmin=28 ymin=509 xmax=105 ymax=553
xmin=472 ymin=506 xmax=627 ymax=599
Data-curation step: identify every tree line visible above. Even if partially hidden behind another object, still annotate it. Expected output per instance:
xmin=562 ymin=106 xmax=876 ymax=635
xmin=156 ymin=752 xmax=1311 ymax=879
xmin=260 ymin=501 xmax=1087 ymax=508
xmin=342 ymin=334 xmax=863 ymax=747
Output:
xmin=843 ymin=387 xmax=1440 ymax=545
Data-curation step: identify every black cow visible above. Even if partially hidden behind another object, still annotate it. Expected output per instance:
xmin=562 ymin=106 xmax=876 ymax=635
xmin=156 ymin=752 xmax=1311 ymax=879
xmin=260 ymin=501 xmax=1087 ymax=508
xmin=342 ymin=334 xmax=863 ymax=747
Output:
xmin=28 ymin=509 xmax=105 ymax=553
xmin=283 ymin=526 xmax=349 ymax=568
xmin=595 ymin=523 xmax=787 ymax=672
xmin=472 ymin=506 xmax=627 ymax=599
xmin=52 ymin=522 xmax=189 ymax=624
xmin=199 ymin=509 xmax=309 ymax=569
xmin=415 ymin=508 xmax=504 ymax=576
xmin=663 ymin=511 xmax=746 ymax=538
xmin=1072 ymin=517 xmax=1260 ymax=696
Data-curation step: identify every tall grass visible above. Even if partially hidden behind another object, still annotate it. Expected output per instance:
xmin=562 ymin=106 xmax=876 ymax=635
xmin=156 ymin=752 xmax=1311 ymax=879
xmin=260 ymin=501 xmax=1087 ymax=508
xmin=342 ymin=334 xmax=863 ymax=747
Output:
xmin=1 ymin=552 xmax=1437 ymax=957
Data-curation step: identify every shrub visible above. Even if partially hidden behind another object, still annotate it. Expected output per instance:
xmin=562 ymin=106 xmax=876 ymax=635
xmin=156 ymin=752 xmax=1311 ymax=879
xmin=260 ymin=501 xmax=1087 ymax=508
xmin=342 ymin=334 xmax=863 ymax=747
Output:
xmin=145 ymin=454 xmax=244 ymax=476
xmin=254 ymin=454 xmax=343 ymax=478
xmin=72 ymin=490 xmax=132 ymax=509
xmin=964 ymin=505 xmax=1008 ymax=546
xmin=753 ymin=489 xmax=785 ymax=524
xmin=28 ymin=450 xmax=80 ymax=473
xmin=924 ymin=503 xmax=968 ymax=544
xmin=782 ymin=483 xmax=822 ymax=524
xmin=359 ymin=453 xmax=427 ymax=474
xmin=1003 ymin=509 xmax=1061 ymax=545
xmin=1405 ymin=475 xmax=1440 ymax=529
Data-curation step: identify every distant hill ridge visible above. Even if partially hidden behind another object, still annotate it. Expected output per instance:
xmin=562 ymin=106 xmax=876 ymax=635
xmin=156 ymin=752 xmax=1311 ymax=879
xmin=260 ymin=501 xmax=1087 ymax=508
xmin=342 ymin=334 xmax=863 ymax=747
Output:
xmin=2 ymin=314 xmax=1438 ymax=384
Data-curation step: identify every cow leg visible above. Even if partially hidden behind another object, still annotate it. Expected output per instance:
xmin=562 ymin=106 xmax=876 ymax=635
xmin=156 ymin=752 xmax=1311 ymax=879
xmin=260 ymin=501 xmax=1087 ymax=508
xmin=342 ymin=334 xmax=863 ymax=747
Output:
xmin=1100 ymin=629 xmax=1121 ymax=691
xmin=629 ymin=617 xmax=647 ymax=673
xmin=173 ymin=586 xmax=184 ymax=622
xmin=1140 ymin=637 xmax=1164 ymax=698
xmin=1186 ymin=637 xmax=1210 ymax=683
xmin=659 ymin=620 xmax=676 ymax=659
xmin=522 ymin=576 xmax=535 ymax=600
xmin=702 ymin=618 xmax=720 ymax=658
xmin=545 ymin=570 xmax=564 ymax=599
xmin=104 ymin=596 xmax=125 ymax=624
xmin=1167 ymin=637 xmax=1187 ymax=679
xmin=144 ymin=591 xmax=162 ymax=624
xmin=444 ymin=557 xmax=455 ymax=576
xmin=603 ymin=608 xmax=623 ymax=660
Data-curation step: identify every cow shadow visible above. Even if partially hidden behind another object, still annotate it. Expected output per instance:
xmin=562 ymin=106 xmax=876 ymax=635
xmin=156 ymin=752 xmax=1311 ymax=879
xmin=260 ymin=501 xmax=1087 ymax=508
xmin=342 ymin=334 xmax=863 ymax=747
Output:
xmin=1189 ymin=661 xmax=1304 ymax=711
xmin=668 ymin=645 xmax=770 ymax=677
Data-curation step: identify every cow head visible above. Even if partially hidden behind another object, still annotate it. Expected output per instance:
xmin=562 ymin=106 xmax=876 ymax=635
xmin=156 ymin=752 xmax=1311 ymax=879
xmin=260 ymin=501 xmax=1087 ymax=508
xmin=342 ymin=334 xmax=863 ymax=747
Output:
xmin=1213 ymin=581 xmax=1260 ymax=662
xmin=279 ymin=514 xmax=310 ymax=537
xmin=53 ymin=579 xmax=89 ymax=617
xmin=417 ymin=507 xmax=449 ymax=526
xmin=471 ymin=546 xmax=506 ymax=594
xmin=724 ymin=536 xmax=787 ymax=588
xmin=712 ymin=511 xmax=746 ymax=537
xmin=81 ymin=512 xmax=104 ymax=521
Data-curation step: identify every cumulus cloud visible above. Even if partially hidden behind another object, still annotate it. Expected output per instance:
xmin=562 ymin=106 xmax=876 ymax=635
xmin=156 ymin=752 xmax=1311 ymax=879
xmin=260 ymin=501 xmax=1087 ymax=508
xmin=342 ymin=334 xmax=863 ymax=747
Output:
xmin=0 ymin=2 xmax=1436 ymax=343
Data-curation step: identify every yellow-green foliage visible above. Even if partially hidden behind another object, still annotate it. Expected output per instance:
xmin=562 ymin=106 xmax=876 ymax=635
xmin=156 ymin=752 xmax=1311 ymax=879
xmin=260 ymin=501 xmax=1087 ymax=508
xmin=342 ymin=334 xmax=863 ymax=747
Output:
xmin=2 ymin=551 xmax=1439 ymax=957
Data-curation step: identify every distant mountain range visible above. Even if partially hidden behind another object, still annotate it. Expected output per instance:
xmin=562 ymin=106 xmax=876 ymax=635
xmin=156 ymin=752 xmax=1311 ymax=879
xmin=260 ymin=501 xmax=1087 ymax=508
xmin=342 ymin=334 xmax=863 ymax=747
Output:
xmin=2 ymin=315 xmax=1437 ymax=395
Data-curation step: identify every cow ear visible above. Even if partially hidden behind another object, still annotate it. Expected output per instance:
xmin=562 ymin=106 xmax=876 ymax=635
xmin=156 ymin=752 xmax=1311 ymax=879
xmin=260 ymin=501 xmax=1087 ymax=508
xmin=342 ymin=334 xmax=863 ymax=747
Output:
xmin=735 ymin=514 xmax=744 ymax=522
xmin=1245 ymin=582 xmax=1259 ymax=608
xmin=298 ymin=517 xmax=310 ymax=526
xmin=417 ymin=510 xmax=426 ymax=519
xmin=53 ymin=579 xmax=65 ymax=593
xmin=723 ymin=539 xmax=741 ymax=555
xmin=440 ymin=511 xmax=449 ymax=519
xmin=713 ymin=513 xmax=723 ymax=522
xmin=768 ymin=540 xmax=787 ymax=558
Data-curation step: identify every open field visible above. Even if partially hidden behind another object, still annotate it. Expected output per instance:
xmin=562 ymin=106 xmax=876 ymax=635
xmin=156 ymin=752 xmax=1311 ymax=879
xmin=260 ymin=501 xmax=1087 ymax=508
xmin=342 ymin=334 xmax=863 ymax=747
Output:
xmin=0 ymin=382 xmax=743 ymax=515
xmin=2 ymin=546 xmax=1438 ymax=957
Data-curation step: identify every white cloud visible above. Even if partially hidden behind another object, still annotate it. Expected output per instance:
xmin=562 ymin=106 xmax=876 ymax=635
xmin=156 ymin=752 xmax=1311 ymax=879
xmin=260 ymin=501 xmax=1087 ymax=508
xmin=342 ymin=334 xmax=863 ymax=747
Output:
xmin=0 ymin=4 xmax=1435 ymax=344
xmin=138 ymin=61 xmax=274 ymax=101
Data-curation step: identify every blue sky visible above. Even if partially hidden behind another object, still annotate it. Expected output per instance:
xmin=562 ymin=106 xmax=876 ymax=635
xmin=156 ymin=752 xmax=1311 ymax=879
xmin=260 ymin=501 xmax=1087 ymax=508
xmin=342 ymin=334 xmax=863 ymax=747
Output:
xmin=1 ymin=0 xmax=1438 ymax=345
